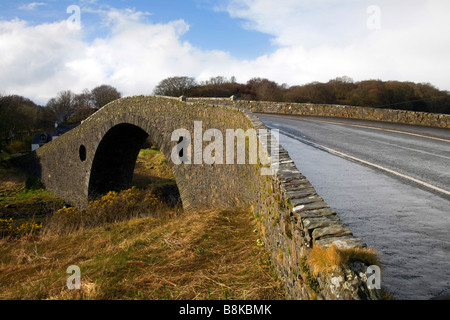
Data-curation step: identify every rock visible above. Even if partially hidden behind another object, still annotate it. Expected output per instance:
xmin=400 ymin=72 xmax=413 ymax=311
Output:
xmin=314 ymin=236 xmax=367 ymax=249
xmin=302 ymin=216 xmax=342 ymax=231
xmin=312 ymin=224 xmax=353 ymax=241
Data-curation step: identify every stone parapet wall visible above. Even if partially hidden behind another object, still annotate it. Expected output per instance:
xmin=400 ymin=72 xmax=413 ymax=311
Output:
xmin=240 ymin=110 xmax=380 ymax=300
xmin=188 ymin=97 xmax=450 ymax=128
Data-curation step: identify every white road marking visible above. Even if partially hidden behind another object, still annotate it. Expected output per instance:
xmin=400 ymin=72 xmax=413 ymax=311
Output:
xmin=336 ymin=130 xmax=450 ymax=161
xmin=302 ymin=118 xmax=450 ymax=142
xmin=263 ymin=114 xmax=450 ymax=143
xmin=278 ymin=130 xmax=450 ymax=197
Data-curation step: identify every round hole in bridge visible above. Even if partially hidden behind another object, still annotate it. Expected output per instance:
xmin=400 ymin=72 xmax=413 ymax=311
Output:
xmin=79 ymin=145 xmax=87 ymax=162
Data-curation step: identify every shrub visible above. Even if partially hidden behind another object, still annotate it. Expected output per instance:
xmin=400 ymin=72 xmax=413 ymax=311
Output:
xmin=4 ymin=140 xmax=29 ymax=154
xmin=0 ymin=218 xmax=13 ymax=237
xmin=45 ymin=187 xmax=166 ymax=235
xmin=13 ymin=221 xmax=42 ymax=238
xmin=0 ymin=218 xmax=42 ymax=239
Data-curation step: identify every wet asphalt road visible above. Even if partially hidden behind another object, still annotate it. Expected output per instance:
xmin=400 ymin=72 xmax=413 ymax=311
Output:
xmin=258 ymin=114 xmax=450 ymax=300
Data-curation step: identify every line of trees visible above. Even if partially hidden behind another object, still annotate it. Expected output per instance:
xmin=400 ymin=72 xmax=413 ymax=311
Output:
xmin=2 ymin=76 xmax=449 ymax=154
xmin=0 ymin=85 xmax=121 ymax=153
xmin=46 ymin=85 xmax=122 ymax=124
xmin=154 ymin=76 xmax=450 ymax=114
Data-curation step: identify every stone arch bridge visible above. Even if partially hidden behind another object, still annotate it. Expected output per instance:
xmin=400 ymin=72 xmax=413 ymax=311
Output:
xmin=20 ymin=95 xmax=386 ymax=300
xmin=30 ymin=95 xmax=267 ymax=210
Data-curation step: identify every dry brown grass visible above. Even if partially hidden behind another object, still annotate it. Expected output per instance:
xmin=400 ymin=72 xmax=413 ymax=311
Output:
xmin=0 ymin=207 xmax=286 ymax=300
xmin=308 ymin=245 xmax=380 ymax=276
xmin=0 ymin=148 xmax=285 ymax=300
xmin=43 ymin=186 xmax=173 ymax=236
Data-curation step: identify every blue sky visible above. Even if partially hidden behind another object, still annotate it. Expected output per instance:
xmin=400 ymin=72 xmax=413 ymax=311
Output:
xmin=0 ymin=0 xmax=273 ymax=59
xmin=1 ymin=0 xmax=450 ymax=104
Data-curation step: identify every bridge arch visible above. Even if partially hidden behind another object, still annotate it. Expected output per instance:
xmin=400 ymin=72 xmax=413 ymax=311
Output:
xmin=35 ymin=96 xmax=259 ymax=210
xmin=88 ymin=123 xmax=149 ymax=200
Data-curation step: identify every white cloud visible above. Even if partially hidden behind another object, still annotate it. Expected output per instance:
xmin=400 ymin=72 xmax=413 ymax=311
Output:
xmin=0 ymin=9 xmax=234 ymax=104
xmin=1 ymin=1 xmax=449 ymax=105
xmin=218 ymin=0 xmax=450 ymax=90
xmin=219 ymin=0 xmax=371 ymax=47
xmin=0 ymin=19 xmax=87 ymax=103
xmin=19 ymin=2 xmax=47 ymax=11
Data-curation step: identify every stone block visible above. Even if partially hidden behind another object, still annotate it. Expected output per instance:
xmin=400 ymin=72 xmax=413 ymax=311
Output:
xmin=312 ymin=224 xmax=353 ymax=241
xmin=314 ymin=235 xmax=367 ymax=249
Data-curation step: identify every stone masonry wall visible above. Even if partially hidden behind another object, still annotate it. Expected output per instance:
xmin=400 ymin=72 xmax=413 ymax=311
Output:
xmin=240 ymin=110 xmax=380 ymax=300
xmin=189 ymin=97 xmax=450 ymax=128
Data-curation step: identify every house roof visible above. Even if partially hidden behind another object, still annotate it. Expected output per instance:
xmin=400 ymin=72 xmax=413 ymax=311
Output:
xmin=32 ymin=124 xmax=78 ymax=146
xmin=53 ymin=124 xmax=77 ymax=137
xmin=32 ymin=133 xmax=52 ymax=144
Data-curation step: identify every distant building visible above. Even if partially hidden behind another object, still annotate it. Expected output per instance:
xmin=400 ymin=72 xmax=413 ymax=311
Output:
xmin=52 ymin=123 xmax=77 ymax=139
xmin=31 ymin=133 xmax=53 ymax=151
xmin=31 ymin=122 xmax=77 ymax=151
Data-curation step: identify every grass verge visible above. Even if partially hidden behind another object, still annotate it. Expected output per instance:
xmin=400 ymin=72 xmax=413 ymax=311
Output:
xmin=0 ymin=208 xmax=285 ymax=300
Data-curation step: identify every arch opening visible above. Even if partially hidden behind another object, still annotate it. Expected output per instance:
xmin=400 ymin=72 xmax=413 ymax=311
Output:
xmin=87 ymin=123 xmax=181 ymax=208
xmin=88 ymin=123 xmax=149 ymax=199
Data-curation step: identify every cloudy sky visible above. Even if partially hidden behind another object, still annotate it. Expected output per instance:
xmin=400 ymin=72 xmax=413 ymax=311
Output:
xmin=1 ymin=0 xmax=449 ymax=105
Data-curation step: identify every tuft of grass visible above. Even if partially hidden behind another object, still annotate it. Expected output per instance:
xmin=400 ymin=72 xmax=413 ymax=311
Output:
xmin=0 ymin=165 xmax=27 ymax=200
xmin=10 ymin=188 xmax=57 ymax=203
xmin=0 ymin=164 xmax=64 ymax=230
xmin=3 ymin=140 xmax=29 ymax=155
xmin=308 ymin=245 xmax=380 ymax=277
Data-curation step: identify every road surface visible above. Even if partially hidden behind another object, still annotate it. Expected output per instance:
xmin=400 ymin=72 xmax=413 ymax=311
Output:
xmin=258 ymin=114 xmax=450 ymax=300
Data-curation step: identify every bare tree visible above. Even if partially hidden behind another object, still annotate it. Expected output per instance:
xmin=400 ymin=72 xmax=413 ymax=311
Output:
xmin=153 ymin=76 xmax=197 ymax=97
xmin=46 ymin=90 xmax=77 ymax=123
xmin=246 ymin=78 xmax=284 ymax=101
xmin=66 ymin=89 xmax=97 ymax=124
xmin=74 ymin=89 xmax=94 ymax=110
xmin=201 ymin=76 xmax=230 ymax=86
xmin=91 ymin=85 xmax=121 ymax=109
